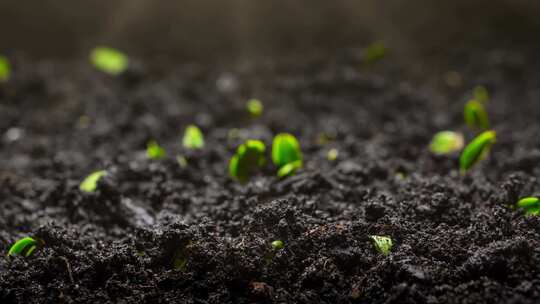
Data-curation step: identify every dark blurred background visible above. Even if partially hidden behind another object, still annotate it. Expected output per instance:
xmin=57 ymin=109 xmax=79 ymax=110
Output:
xmin=1 ymin=0 xmax=539 ymax=62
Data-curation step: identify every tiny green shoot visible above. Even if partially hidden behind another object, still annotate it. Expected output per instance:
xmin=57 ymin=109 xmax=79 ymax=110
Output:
xmin=363 ymin=42 xmax=387 ymax=64
xmin=464 ymin=100 xmax=489 ymax=130
xmin=272 ymin=133 xmax=303 ymax=168
xmin=370 ymin=235 xmax=393 ymax=256
xmin=7 ymin=237 xmax=39 ymax=258
xmin=176 ymin=155 xmax=188 ymax=168
xmin=327 ymin=148 xmax=339 ymax=161
xmin=473 ymin=85 xmax=489 ymax=103
xmin=277 ymin=160 xmax=303 ymax=178
xmin=80 ymin=170 xmax=107 ymax=193
xmin=516 ymin=197 xmax=540 ymax=216
xmin=229 ymin=140 xmax=266 ymax=182
xmin=459 ymin=130 xmax=496 ymax=173
xmin=147 ymin=140 xmax=166 ymax=160
xmin=183 ymin=125 xmax=205 ymax=150
xmin=246 ymin=99 xmax=263 ymax=117
xmin=429 ymin=131 xmax=464 ymax=155
xmin=271 ymin=240 xmax=284 ymax=250
xmin=90 ymin=47 xmax=128 ymax=75
xmin=0 ymin=55 xmax=11 ymax=82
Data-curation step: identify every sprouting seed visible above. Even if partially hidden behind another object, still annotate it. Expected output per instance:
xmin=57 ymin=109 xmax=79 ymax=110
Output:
xmin=516 ymin=197 xmax=540 ymax=216
xmin=271 ymin=240 xmax=284 ymax=250
xmin=272 ymin=133 xmax=303 ymax=169
xmin=90 ymin=46 xmax=128 ymax=75
xmin=429 ymin=131 xmax=464 ymax=155
xmin=459 ymin=130 xmax=496 ymax=173
xmin=363 ymin=42 xmax=387 ymax=64
xmin=229 ymin=140 xmax=266 ymax=182
xmin=473 ymin=85 xmax=489 ymax=103
xmin=183 ymin=124 xmax=205 ymax=150
xmin=464 ymin=100 xmax=489 ymax=130
xmin=176 ymin=155 xmax=188 ymax=168
xmin=327 ymin=148 xmax=339 ymax=161
xmin=147 ymin=140 xmax=166 ymax=160
xmin=246 ymin=99 xmax=263 ymax=117
xmin=80 ymin=170 xmax=107 ymax=193
xmin=7 ymin=237 xmax=39 ymax=258
xmin=277 ymin=160 xmax=303 ymax=178
xmin=0 ymin=55 xmax=11 ymax=82
xmin=370 ymin=235 xmax=393 ymax=256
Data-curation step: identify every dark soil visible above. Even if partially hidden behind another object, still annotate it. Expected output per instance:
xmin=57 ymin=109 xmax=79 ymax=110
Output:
xmin=2 ymin=46 xmax=540 ymax=303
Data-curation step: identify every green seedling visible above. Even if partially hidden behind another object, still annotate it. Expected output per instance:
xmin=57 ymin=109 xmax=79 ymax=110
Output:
xmin=464 ymin=100 xmax=489 ymax=130
xmin=459 ymin=130 xmax=496 ymax=173
xmin=7 ymin=237 xmax=39 ymax=258
xmin=246 ymin=99 xmax=263 ymax=117
xmin=277 ymin=160 xmax=303 ymax=178
xmin=183 ymin=125 xmax=205 ymax=150
xmin=90 ymin=46 xmax=128 ymax=75
xmin=172 ymin=241 xmax=192 ymax=270
xmin=473 ymin=85 xmax=489 ymax=103
xmin=147 ymin=140 xmax=166 ymax=160
xmin=0 ymin=55 xmax=11 ymax=82
xmin=516 ymin=197 xmax=540 ymax=216
xmin=272 ymin=133 xmax=303 ymax=168
xmin=363 ymin=42 xmax=387 ymax=64
xmin=176 ymin=155 xmax=188 ymax=168
xmin=327 ymin=148 xmax=339 ymax=161
xmin=370 ymin=235 xmax=393 ymax=256
xmin=429 ymin=131 xmax=464 ymax=155
xmin=271 ymin=240 xmax=284 ymax=250
xmin=229 ymin=140 xmax=266 ymax=182
xmin=80 ymin=170 xmax=107 ymax=193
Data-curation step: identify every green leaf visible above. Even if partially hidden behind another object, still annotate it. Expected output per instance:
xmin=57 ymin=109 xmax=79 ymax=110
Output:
xmin=363 ymin=42 xmax=387 ymax=64
xmin=229 ymin=140 xmax=266 ymax=182
xmin=459 ymin=130 xmax=496 ymax=173
xmin=464 ymin=100 xmax=489 ymax=130
xmin=271 ymin=240 xmax=284 ymax=250
xmin=277 ymin=160 xmax=302 ymax=178
xmin=7 ymin=237 xmax=39 ymax=258
xmin=327 ymin=148 xmax=339 ymax=161
xmin=80 ymin=170 xmax=107 ymax=193
xmin=182 ymin=125 xmax=205 ymax=149
xmin=429 ymin=131 xmax=464 ymax=155
xmin=370 ymin=235 xmax=393 ymax=256
xmin=473 ymin=85 xmax=489 ymax=103
xmin=246 ymin=99 xmax=263 ymax=117
xmin=147 ymin=140 xmax=166 ymax=160
xmin=0 ymin=55 xmax=11 ymax=82
xmin=90 ymin=47 xmax=128 ymax=75
xmin=272 ymin=133 xmax=303 ymax=168
xmin=516 ymin=197 xmax=540 ymax=216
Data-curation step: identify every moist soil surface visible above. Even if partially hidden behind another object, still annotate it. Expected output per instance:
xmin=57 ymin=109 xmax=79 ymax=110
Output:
xmin=2 ymin=46 xmax=540 ymax=304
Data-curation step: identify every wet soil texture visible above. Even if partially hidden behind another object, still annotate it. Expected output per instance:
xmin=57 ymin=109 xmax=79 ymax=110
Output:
xmin=2 ymin=47 xmax=540 ymax=303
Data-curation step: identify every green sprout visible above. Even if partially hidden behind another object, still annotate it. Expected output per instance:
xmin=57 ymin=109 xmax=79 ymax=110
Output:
xmin=464 ymin=100 xmax=489 ymax=130
xmin=182 ymin=125 xmax=205 ymax=150
xmin=429 ymin=131 xmax=464 ymax=155
xmin=246 ymin=99 xmax=263 ymax=117
xmin=363 ymin=42 xmax=387 ymax=64
xmin=327 ymin=148 xmax=339 ymax=161
xmin=7 ymin=237 xmax=39 ymax=258
xmin=176 ymin=155 xmax=188 ymax=168
xmin=473 ymin=85 xmax=489 ymax=103
xmin=229 ymin=140 xmax=266 ymax=182
xmin=370 ymin=235 xmax=393 ymax=256
xmin=80 ymin=170 xmax=107 ymax=193
xmin=90 ymin=46 xmax=128 ymax=75
xmin=0 ymin=55 xmax=11 ymax=82
xmin=147 ymin=140 xmax=166 ymax=160
xmin=277 ymin=160 xmax=303 ymax=178
xmin=271 ymin=240 xmax=284 ymax=250
xmin=272 ymin=133 xmax=303 ymax=168
xmin=516 ymin=197 xmax=540 ymax=216
xmin=459 ymin=130 xmax=496 ymax=173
